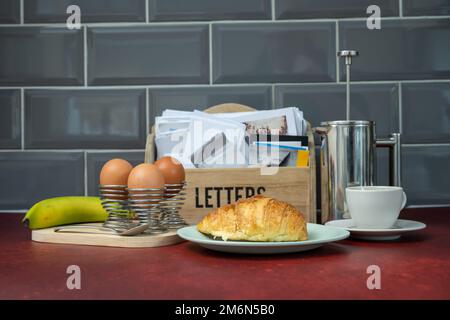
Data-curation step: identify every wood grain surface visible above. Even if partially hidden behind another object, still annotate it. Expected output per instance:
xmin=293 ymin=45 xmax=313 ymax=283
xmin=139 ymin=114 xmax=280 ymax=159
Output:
xmin=32 ymin=223 xmax=183 ymax=248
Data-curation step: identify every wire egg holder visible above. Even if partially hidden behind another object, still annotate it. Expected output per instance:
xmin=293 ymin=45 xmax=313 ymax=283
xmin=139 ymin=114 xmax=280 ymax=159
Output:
xmin=99 ymin=182 xmax=187 ymax=235
xmin=161 ymin=182 xmax=187 ymax=229
xmin=99 ymin=185 xmax=138 ymax=231
xmin=127 ymin=187 xmax=167 ymax=234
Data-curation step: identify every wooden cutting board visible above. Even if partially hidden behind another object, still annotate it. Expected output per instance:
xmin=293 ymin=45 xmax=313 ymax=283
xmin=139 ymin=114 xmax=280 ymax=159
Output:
xmin=31 ymin=223 xmax=185 ymax=248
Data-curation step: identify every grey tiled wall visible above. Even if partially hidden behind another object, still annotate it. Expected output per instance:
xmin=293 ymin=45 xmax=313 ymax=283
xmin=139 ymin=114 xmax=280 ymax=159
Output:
xmin=0 ymin=0 xmax=449 ymax=210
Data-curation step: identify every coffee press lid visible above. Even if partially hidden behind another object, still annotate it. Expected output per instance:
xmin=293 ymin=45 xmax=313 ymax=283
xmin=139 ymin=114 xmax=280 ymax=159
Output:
xmin=320 ymin=120 xmax=374 ymax=127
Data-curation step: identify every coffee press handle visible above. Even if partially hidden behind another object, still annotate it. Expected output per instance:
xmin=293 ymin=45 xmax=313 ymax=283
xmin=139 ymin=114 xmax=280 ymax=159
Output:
xmin=376 ymin=133 xmax=402 ymax=187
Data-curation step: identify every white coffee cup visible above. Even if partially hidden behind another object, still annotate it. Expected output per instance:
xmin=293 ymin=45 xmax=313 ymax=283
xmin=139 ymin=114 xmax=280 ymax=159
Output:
xmin=345 ymin=186 xmax=407 ymax=229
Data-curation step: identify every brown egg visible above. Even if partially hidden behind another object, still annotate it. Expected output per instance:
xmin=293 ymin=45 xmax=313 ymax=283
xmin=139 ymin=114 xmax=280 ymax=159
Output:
xmin=128 ymin=163 xmax=165 ymax=206
xmin=127 ymin=163 xmax=165 ymax=189
xmin=154 ymin=156 xmax=185 ymax=185
xmin=99 ymin=158 xmax=133 ymax=186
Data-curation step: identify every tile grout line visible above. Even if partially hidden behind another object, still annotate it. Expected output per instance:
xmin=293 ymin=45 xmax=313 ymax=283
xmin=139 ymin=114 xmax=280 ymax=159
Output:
xmin=402 ymin=143 xmax=450 ymax=147
xmin=1 ymin=143 xmax=448 ymax=153
xmin=406 ymin=204 xmax=450 ymax=209
xmin=398 ymin=82 xmax=403 ymax=134
xmin=145 ymin=88 xmax=150 ymax=135
xmin=0 ymin=149 xmax=146 ymax=153
xmin=0 ymin=22 xmax=208 ymax=28
xmin=19 ymin=0 xmax=24 ymax=24
xmin=83 ymin=151 xmax=88 ymax=196
xmin=271 ymin=0 xmax=276 ymax=20
xmin=83 ymin=26 xmax=88 ymax=87
xmin=20 ymin=88 xmax=24 ymax=150
xmin=0 ymin=79 xmax=450 ymax=91
xmin=145 ymin=0 xmax=149 ymax=23
xmin=2 ymin=15 xmax=450 ymax=28
xmin=0 ymin=84 xmax=282 ymax=90
xmin=271 ymin=84 xmax=276 ymax=108
xmin=335 ymin=20 xmax=340 ymax=83
xmin=209 ymin=23 xmax=213 ymax=85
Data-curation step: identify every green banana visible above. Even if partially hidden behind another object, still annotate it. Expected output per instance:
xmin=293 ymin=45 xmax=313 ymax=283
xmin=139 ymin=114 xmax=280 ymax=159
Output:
xmin=22 ymin=196 xmax=108 ymax=230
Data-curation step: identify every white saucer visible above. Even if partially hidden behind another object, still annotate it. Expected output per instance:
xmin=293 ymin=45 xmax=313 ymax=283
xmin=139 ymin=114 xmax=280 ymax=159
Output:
xmin=324 ymin=219 xmax=426 ymax=241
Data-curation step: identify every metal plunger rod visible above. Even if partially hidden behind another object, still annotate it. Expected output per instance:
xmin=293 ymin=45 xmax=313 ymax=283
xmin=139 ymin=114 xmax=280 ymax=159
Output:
xmin=345 ymin=59 xmax=351 ymax=119
xmin=338 ymin=50 xmax=358 ymax=120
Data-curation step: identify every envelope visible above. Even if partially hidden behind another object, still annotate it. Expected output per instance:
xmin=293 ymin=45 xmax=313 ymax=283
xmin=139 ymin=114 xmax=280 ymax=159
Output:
xmin=154 ymin=107 xmax=306 ymax=168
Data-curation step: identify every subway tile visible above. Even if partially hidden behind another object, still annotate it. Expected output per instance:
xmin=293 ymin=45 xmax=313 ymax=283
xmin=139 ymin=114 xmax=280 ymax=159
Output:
xmin=0 ymin=0 xmax=20 ymax=23
xmin=276 ymin=0 xmax=399 ymax=19
xmin=149 ymin=0 xmax=271 ymax=21
xmin=402 ymin=146 xmax=450 ymax=206
xmin=339 ymin=19 xmax=450 ymax=81
xmin=148 ymin=86 xmax=272 ymax=124
xmin=0 ymin=152 xmax=84 ymax=210
xmin=350 ymin=84 xmax=399 ymax=138
xmin=276 ymin=85 xmax=345 ymax=142
xmin=376 ymin=147 xmax=390 ymax=186
xmin=403 ymin=0 xmax=450 ymax=16
xmin=402 ymin=82 xmax=450 ymax=144
xmin=212 ymin=22 xmax=336 ymax=84
xmin=0 ymin=27 xmax=83 ymax=86
xmin=86 ymin=151 xmax=145 ymax=196
xmin=25 ymin=89 xmax=146 ymax=149
xmin=0 ymin=90 xmax=21 ymax=149
xmin=24 ymin=0 xmax=145 ymax=23
xmin=275 ymin=83 xmax=399 ymax=144
xmin=88 ymin=26 xmax=209 ymax=85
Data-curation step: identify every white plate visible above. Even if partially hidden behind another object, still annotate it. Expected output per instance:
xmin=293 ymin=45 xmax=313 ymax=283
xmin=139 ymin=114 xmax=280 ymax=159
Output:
xmin=325 ymin=219 xmax=426 ymax=241
xmin=177 ymin=223 xmax=350 ymax=254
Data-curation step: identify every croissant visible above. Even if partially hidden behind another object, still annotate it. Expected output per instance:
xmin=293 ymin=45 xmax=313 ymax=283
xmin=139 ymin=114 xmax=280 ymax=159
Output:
xmin=197 ymin=195 xmax=308 ymax=242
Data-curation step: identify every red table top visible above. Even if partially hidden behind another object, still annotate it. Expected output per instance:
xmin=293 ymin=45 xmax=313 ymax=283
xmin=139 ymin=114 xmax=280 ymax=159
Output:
xmin=0 ymin=208 xmax=449 ymax=300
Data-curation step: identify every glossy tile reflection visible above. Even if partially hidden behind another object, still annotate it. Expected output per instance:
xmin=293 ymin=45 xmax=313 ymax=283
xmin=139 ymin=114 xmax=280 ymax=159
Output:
xmin=25 ymin=89 xmax=146 ymax=149
xmin=376 ymin=147 xmax=390 ymax=187
xmin=402 ymin=82 xmax=450 ymax=143
xmin=403 ymin=146 xmax=450 ymax=205
xmin=0 ymin=90 xmax=21 ymax=149
xmin=88 ymin=26 xmax=209 ymax=85
xmin=276 ymin=0 xmax=398 ymax=19
xmin=0 ymin=0 xmax=20 ymax=23
xmin=0 ymin=152 xmax=84 ymax=210
xmin=403 ymin=0 xmax=450 ymax=16
xmin=339 ymin=19 xmax=450 ymax=81
xmin=0 ymin=27 xmax=83 ymax=86
xmin=24 ymin=0 xmax=146 ymax=23
xmin=149 ymin=0 xmax=271 ymax=21
xmin=212 ymin=22 xmax=336 ymax=83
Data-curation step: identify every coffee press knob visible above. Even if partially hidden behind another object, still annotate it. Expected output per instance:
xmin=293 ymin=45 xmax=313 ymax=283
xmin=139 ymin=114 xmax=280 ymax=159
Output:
xmin=338 ymin=50 xmax=358 ymax=65
xmin=338 ymin=50 xmax=359 ymax=120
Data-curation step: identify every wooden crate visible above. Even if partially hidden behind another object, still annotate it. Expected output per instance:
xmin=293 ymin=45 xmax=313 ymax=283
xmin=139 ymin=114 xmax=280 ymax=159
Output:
xmin=145 ymin=103 xmax=317 ymax=224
